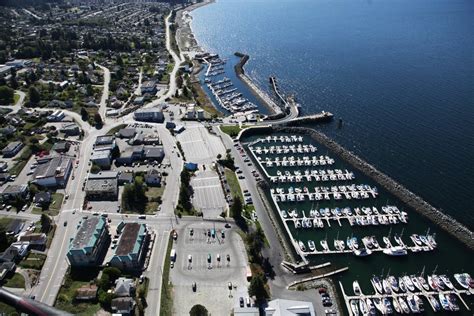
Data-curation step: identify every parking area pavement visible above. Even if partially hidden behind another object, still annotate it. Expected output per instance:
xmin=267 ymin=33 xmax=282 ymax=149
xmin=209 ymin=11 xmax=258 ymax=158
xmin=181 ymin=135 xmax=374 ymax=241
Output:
xmin=190 ymin=171 xmax=227 ymax=218
xmin=177 ymin=125 xmax=226 ymax=164
xmin=170 ymin=221 xmax=249 ymax=315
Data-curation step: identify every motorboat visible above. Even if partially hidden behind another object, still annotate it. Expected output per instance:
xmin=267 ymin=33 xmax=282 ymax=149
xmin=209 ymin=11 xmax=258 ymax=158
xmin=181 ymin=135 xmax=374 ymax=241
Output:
xmin=427 ymin=295 xmax=441 ymax=312
xmin=438 ymin=293 xmax=450 ymax=311
xmin=298 ymin=240 xmax=306 ymax=252
xmin=403 ymin=275 xmax=416 ymax=292
xmin=447 ymin=294 xmax=460 ymax=311
xmin=418 ymin=276 xmax=430 ymax=291
xmin=398 ymin=296 xmax=410 ymax=314
xmin=353 ymin=248 xmax=372 ymax=257
xmin=366 ymin=298 xmax=376 ymax=316
xmin=388 ymin=275 xmax=400 ymax=292
xmin=320 ymin=239 xmax=329 ymax=251
xmin=383 ymin=246 xmax=407 ymax=256
xmin=440 ymin=275 xmax=454 ymax=290
xmin=414 ymin=295 xmax=424 ymax=312
xmin=383 ymin=297 xmax=393 ymax=314
xmin=398 ymin=277 xmax=407 ymax=292
xmin=353 ymin=280 xmax=362 ymax=295
xmin=411 ymin=275 xmax=423 ymax=291
xmin=391 ymin=296 xmax=401 ymax=314
xmin=373 ymin=297 xmax=385 ymax=314
xmin=371 ymin=276 xmax=383 ymax=294
xmin=382 ymin=278 xmax=392 ymax=294
xmin=281 ymin=210 xmax=288 ymax=219
xmin=307 ymin=240 xmax=316 ymax=252
xmin=359 ymin=299 xmax=368 ymax=316
xmin=454 ymin=273 xmax=471 ymax=289
xmin=406 ymin=295 xmax=420 ymax=313
xmin=350 ymin=299 xmax=360 ymax=316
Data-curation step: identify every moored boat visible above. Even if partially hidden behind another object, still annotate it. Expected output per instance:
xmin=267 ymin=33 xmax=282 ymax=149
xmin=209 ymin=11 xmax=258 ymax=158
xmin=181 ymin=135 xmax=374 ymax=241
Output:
xmin=353 ymin=280 xmax=362 ymax=296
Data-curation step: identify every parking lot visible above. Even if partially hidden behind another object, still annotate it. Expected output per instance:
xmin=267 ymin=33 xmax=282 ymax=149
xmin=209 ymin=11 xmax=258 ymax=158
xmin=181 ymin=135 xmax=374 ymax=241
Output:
xmin=191 ymin=171 xmax=227 ymax=218
xmin=170 ymin=221 xmax=249 ymax=315
xmin=177 ymin=125 xmax=226 ymax=164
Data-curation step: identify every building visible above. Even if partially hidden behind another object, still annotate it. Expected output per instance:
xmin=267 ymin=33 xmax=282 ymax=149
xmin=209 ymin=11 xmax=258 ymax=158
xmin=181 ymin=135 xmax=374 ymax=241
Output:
xmin=2 ymin=141 xmax=24 ymax=158
xmin=94 ymin=135 xmax=116 ymax=151
xmin=140 ymin=80 xmax=157 ymax=95
xmin=111 ymin=297 xmax=135 ymax=315
xmin=117 ymin=128 xmax=136 ymax=139
xmin=197 ymin=109 xmax=205 ymax=119
xmin=265 ymin=299 xmax=316 ymax=316
xmin=33 ymin=192 xmax=51 ymax=206
xmin=0 ymin=185 xmax=28 ymax=201
xmin=114 ymin=277 xmax=135 ymax=297
xmin=51 ymin=141 xmax=71 ymax=153
xmin=108 ymin=222 xmax=149 ymax=271
xmin=90 ymin=150 xmax=112 ymax=168
xmin=18 ymin=233 xmax=47 ymax=248
xmin=133 ymin=96 xmax=145 ymax=106
xmin=0 ymin=65 xmax=12 ymax=78
xmin=67 ymin=216 xmax=109 ymax=267
xmin=186 ymin=105 xmax=195 ymax=119
xmin=75 ymin=284 xmax=98 ymax=301
xmin=144 ymin=169 xmax=161 ymax=186
xmin=60 ymin=123 xmax=81 ymax=136
xmin=143 ymin=146 xmax=164 ymax=162
xmin=118 ymin=172 xmax=134 ymax=185
xmin=85 ymin=171 xmax=118 ymax=200
xmin=134 ymin=107 xmax=164 ymax=123
xmin=46 ymin=110 xmax=65 ymax=122
xmin=5 ymin=219 xmax=24 ymax=235
xmin=32 ymin=156 xmax=73 ymax=188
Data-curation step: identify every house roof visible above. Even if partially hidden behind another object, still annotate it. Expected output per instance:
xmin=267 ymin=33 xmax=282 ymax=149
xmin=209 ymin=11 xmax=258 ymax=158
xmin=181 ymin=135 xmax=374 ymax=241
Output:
xmin=115 ymin=223 xmax=146 ymax=256
xmin=114 ymin=277 xmax=134 ymax=297
xmin=34 ymin=192 xmax=51 ymax=203
xmin=70 ymin=217 xmax=106 ymax=250
xmin=33 ymin=156 xmax=72 ymax=180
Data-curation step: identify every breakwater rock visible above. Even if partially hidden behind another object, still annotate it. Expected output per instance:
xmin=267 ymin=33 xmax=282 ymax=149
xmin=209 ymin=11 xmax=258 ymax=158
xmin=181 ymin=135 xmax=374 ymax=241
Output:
xmin=272 ymin=126 xmax=474 ymax=250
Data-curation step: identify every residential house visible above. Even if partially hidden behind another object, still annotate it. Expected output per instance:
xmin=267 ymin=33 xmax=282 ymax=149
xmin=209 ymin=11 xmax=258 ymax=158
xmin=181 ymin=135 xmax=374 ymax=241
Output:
xmin=33 ymin=192 xmax=51 ymax=206
xmin=60 ymin=123 xmax=81 ymax=136
xmin=51 ymin=141 xmax=71 ymax=153
xmin=75 ymin=284 xmax=98 ymax=301
xmin=114 ymin=277 xmax=135 ymax=297
xmin=90 ymin=150 xmax=112 ymax=168
xmin=0 ymin=184 xmax=29 ymax=201
xmin=144 ymin=169 xmax=161 ymax=186
xmin=111 ymin=297 xmax=135 ymax=315
xmin=133 ymin=107 xmax=164 ymax=123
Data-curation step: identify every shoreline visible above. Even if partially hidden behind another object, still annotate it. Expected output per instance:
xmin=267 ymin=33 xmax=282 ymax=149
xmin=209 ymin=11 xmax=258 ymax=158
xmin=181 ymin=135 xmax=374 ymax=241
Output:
xmin=240 ymin=125 xmax=474 ymax=251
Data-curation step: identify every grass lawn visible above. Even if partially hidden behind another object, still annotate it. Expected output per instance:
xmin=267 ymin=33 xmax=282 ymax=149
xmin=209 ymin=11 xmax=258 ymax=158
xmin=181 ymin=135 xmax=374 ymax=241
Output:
xmin=13 ymin=93 xmax=20 ymax=104
xmin=31 ymin=193 xmax=63 ymax=216
xmin=160 ymin=234 xmax=173 ymax=316
xmin=220 ymin=125 xmax=248 ymax=138
xmin=191 ymin=82 xmax=223 ymax=118
xmin=145 ymin=186 xmax=165 ymax=214
xmin=0 ymin=217 xmax=13 ymax=230
xmin=55 ymin=273 xmax=101 ymax=316
xmin=9 ymin=160 xmax=27 ymax=176
xmin=3 ymin=273 xmax=25 ymax=289
xmin=19 ymin=253 xmax=47 ymax=270
xmin=224 ymin=168 xmax=243 ymax=201
xmin=0 ymin=302 xmax=19 ymax=315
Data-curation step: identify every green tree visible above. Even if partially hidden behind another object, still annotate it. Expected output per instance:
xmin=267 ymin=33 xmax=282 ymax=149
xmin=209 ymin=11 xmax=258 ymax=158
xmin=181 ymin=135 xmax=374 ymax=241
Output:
xmin=248 ymin=273 xmax=268 ymax=301
xmin=40 ymin=214 xmax=52 ymax=233
xmin=0 ymin=86 xmax=14 ymax=104
xmin=80 ymin=107 xmax=89 ymax=121
xmin=189 ymin=304 xmax=208 ymax=316
xmin=0 ymin=229 xmax=14 ymax=252
xmin=122 ymin=176 xmax=148 ymax=213
xmin=90 ymin=163 xmax=101 ymax=174
xmin=102 ymin=267 xmax=121 ymax=283
xmin=94 ymin=113 xmax=103 ymax=127
xmin=28 ymin=86 xmax=41 ymax=105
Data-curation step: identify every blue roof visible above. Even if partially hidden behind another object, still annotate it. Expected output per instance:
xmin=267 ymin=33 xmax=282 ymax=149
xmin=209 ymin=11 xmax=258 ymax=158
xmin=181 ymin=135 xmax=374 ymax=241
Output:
xmin=184 ymin=163 xmax=198 ymax=171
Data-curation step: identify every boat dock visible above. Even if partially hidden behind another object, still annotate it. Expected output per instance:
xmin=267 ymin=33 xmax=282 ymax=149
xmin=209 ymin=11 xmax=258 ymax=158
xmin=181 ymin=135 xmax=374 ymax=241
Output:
xmin=287 ymin=267 xmax=349 ymax=289
xmin=282 ymin=212 xmax=408 ymax=228
xmin=270 ymin=76 xmax=290 ymax=110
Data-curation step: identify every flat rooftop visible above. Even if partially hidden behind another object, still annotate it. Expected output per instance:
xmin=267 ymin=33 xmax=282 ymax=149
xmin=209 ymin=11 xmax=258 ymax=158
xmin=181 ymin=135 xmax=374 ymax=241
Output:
xmin=71 ymin=217 xmax=103 ymax=250
xmin=116 ymin=223 xmax=141 ymax=256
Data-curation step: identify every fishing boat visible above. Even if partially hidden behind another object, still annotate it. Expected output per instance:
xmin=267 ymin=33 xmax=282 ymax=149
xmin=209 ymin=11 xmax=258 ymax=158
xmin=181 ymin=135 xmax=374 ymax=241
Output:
xmin=427 ymin=295 xmax=441 ymax=312
xmin=371 ymin=276 xmax=384 ymax=294
xmin=307 ymin=240 xmax=316 ymax=252
xmin=398 ymin=296 xmax=410 ymax=314
xmin=350 ymin=299 xmax=360 ymax=316
xmin=454 ymin=273 xmax=471 ymax=289
xmin=298 ymin=240 xmax=306 ymax=252
xmin=382 ymin=278 xmax=392 ymax=294
xmin=353 ymin=280 xmax=362 ymax=296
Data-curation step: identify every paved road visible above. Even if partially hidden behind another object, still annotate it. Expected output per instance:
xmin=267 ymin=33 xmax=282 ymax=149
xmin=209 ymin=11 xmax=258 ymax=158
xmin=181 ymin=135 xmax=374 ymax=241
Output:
xmin=96 ymin=64 xmax=110 ymax=119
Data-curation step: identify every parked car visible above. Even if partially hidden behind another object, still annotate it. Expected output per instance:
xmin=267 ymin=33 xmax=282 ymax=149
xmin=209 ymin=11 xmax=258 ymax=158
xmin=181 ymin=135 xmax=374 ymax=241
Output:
xmin=239 ymin=297 xmax=244 ymax=307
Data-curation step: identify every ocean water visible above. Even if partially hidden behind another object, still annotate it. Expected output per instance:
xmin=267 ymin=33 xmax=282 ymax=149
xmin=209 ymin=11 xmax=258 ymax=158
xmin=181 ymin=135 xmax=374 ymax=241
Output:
xmin=191 ymin=0 xmax=474 ymax=230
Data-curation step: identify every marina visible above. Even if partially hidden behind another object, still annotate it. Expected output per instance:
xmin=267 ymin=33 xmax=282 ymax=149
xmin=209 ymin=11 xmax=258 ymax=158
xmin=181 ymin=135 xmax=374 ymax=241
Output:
xmin=339 ymin=273 xmax=473 ymax=315
xmin=241 ymin=130 xmax=473 ymax=314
